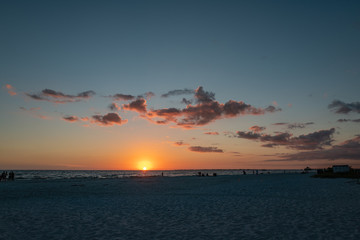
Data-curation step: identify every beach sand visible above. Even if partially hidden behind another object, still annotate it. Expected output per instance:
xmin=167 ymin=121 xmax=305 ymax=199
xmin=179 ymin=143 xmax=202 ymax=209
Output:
xmin=1 ymin=174 xmax=359 ymax=239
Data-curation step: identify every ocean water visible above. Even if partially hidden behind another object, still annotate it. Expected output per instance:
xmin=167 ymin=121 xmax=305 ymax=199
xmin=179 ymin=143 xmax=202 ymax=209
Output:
xmin=4 ymin=169 xmax=307 ymax=181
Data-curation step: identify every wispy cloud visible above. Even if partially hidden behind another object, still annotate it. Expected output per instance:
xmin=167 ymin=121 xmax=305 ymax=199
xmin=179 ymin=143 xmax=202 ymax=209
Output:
xmin=272 ymin=122 xmax=314 ymax=129
xmin=204 ymin=132 xmax=219 ymax=135
xmin=110 ymin=93 xmax=135 ymax=101
xmin=337 ymin=118 xmax=360 ymax=123
xmin=328 ymin=100 xmax=360 ymax=114
xmin=27 ymin=89 xmax=95 ymax=103
xmin=188 ymin=146 xmax=224 ymax=153
xmin=161 ymin=88 xmax=195 ymax=98
xmin=173 ymin=141 xmax=189 ymax=146
xmin=19 ymin=107 xmax=51 ymax=120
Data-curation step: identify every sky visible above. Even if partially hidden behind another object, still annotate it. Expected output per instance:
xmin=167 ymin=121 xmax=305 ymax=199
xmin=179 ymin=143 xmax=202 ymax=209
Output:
xmin=1 ymin=0 xmax=360 ymax=170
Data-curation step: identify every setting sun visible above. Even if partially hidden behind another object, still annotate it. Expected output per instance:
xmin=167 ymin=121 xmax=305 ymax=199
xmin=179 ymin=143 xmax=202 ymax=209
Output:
xmin=137 ymin=159 xmax=153 ymax=171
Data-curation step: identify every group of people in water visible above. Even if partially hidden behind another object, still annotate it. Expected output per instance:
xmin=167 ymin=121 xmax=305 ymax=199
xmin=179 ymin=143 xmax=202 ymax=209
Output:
xmin=0 ymin=171 xmax=15 ymax=181
xmin=197 ymin=172 xmax=217 ymax=177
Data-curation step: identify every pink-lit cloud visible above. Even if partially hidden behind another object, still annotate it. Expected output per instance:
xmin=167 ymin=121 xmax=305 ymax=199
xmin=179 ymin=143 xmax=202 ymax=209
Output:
xmin=4 ymin=84 xmax=17 ymax=96
xmin=249 ymin=126 xmax=266 ymax=133
xmin=109 ymin=102 xmax=121 ymax=111
xmin=204 ymin=132 xmax=219 ymax=135
xmin=123 ymin=98 xmax=147 ymax=113
xmin=147 ymin=86 xmax=281 ymax=129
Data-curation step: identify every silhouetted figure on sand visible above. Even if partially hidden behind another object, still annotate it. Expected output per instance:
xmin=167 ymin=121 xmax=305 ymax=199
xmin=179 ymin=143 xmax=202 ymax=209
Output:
xmin=8 ymin=171 xmax=15 ymax=181
xmin=1 ymin=171 xmax=8 ymax=182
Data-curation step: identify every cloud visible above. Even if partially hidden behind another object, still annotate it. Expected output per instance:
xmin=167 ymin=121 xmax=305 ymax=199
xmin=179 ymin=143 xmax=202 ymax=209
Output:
xmin=147 ymin=86 xmax=280 ymax=128
xmin=173 ymin=141 xmax=189 ymax=146
xmin=4 ymin=84 xmax=17 ymax=96
xmin=110 ymin=93 xmax=135 ymax=101
xmin=273 ymin=122 xmax=314 ymax=129
xmin=161 ymin=88 xmax=195 ymax=98
xmin=188 ymin=146 xmax=223 ymax=153
xmin=181 ymin=98 xmax=192 ymax=105
xmin=27 ymin=89 xmax=95 ymax=103
xmin=109 ymin=102 xmax=121 ymax=111
xmin=328 ymin=100 xmax=360 ymax=114
xmin=204 ymin=132 xmax=219 ymax=135
xmin=249 ymin=126 xmax=266 ymax=133
xmin=19 ymin=107 xmax=51 ymax=120
xmin=273 ymin=122 xmax=288 ymax=126
xmin=92 ymin=113 xmax=127 ymax=126
xmin=234 ymin=128 xmax=335 ymax=150
xmin=63 ymin=116 xmax=79 ymax=122
xmin=270 ymin=135 xmax=360 ymax=161
xmin=287 ymin=122 xmax=314 ymax=129
xmin=194 ymin=86 xmax=215 ymax=103
xmin=142 ymin=92 xmax=155 ymax=99
xmin=123 ymin=98 xmax=147 ymax=113
xmin=337 ymin=118 xmax=360 ymax=123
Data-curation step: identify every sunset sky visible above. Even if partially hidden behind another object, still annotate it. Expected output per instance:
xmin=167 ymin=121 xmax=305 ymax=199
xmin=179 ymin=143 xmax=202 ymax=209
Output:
xmin=1 ymin=0 xmax=360 ymax=170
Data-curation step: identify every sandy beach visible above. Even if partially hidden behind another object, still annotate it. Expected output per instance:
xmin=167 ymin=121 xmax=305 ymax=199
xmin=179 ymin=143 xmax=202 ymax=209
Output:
xmin=1 ymin=174 xmax=359 ymax=239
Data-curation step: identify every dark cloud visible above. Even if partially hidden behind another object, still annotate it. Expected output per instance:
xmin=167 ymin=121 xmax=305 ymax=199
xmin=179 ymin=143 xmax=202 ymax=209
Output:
xmin=161 ymin=89 xmax=194 ymax=98
xmin=235 ymin=128 xmax=335 ymax=150
xmin=181 ymin=98 xmax=192 ymax=105
xmin=194 ymin=86 xmax=215 ymax=103
xmin=111 ymin=93 xmax=135 ymax=101
xmin=204 ymin=132 xmax=219 ymax=135
xmin=264 ymin=105 xmax=282 ymax=113
xmin=337 ymin=118 xmax=360 ymax=123
xmin=249 ymin=126 xmax=266 ymax=133
xmin=63 ymin=116 xmax=79 ymax=122
xmin=92 ymin=113 xmax=126 ymax=126
xmin=328 ymin=100 xmax=360 ymax=114
xmin=27 ymin=89 xmax=95 ymax=103
xmin=188 ymin=146 xmax=223 ymax=153
xmin=269 ymin=135 xmax=360 ymax=161
xmin=123 ymin=98 xmax=147 ymax=113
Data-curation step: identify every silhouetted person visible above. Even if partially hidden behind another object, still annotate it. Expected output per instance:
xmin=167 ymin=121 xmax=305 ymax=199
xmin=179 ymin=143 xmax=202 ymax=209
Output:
xmin=9 ymin=171 xmax=14 ymax=181
xmin=1 ymin=171 xmax=7 ymax=181
xmin=243 ymin=170 xmax=246 ymax=175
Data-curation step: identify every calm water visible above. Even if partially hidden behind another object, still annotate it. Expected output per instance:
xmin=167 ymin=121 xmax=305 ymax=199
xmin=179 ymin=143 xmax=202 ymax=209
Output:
xmin=4 ymin=169 xmax=307 ymax=181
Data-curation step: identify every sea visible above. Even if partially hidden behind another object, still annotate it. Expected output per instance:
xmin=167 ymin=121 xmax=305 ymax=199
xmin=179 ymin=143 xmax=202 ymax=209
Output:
xmin=3 ymin=169 xmax=308 ymax=181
